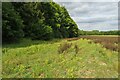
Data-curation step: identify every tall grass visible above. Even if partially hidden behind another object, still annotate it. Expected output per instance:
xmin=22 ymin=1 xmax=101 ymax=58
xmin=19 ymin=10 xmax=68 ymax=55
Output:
xmin=58 ymin=42 xmax=72 ymax=54
xmin=80 ymin=36 xmax=119 ymax=51
xmin=2 ymin=38 xmax=118 ymax=78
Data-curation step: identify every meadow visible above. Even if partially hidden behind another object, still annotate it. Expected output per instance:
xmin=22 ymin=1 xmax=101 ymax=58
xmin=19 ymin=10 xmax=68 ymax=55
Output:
xmin=2 ymin=36 xmax=119 ymax=78
xmin=80 ymin=35 xmax=119 ymax=51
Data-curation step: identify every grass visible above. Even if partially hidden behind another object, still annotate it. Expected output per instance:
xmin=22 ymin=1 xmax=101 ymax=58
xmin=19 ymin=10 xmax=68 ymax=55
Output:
xmin=80 ymin=36 xmax=119 ymax=51
xmin=2 ymin=37 xmax=118 ymax=78
xmin=81 ymin=35 xmax=119 ymax=37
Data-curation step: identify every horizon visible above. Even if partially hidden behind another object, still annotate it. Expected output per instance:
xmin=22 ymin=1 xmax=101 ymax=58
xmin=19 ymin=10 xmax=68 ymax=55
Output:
xmin=79 ymin=29 xmax=120 ymax=31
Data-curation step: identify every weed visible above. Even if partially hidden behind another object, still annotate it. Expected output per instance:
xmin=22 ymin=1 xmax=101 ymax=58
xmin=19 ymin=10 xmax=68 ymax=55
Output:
xmin=58 ymin=42 xmax=72 ymax=54
xmin=2 ymin=48 xmax=8 ymax=54
xmin=88 ymin=41 xmax=92 ymax=44
xmin=2 ymin=37 xmax=118 ymax=78
xmin=74 ymin=44 xmax=79 ymax=54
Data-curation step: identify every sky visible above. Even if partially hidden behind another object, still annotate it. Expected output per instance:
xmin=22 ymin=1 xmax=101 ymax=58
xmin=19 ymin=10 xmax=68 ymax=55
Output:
xmin=53 ymin=0 xmax=118 ymax=31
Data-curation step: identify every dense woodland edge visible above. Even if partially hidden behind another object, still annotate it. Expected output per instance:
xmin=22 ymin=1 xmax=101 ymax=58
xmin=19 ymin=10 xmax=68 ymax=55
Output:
xmin=2 ymin=2 xmax=120 ymax=44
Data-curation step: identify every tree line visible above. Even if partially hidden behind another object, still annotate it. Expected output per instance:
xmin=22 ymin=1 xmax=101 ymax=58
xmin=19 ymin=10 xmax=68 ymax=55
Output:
xmin=79 ymin=30 xmax=120 ymax=35
xmin=2 ymin=2 xmax=79 ymax=43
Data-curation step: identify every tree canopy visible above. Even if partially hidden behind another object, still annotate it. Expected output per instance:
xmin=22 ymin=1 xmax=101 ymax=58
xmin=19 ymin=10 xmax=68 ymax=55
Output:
xmin=2 ymin=2 xmax=79 ymax=43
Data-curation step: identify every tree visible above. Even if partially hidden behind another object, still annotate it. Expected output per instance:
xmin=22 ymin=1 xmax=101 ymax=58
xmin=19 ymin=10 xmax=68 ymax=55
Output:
xmin=2 ymin=2 xmax=24 ymax=43
xmin=3 ymin=2 xmax=79 ymax=43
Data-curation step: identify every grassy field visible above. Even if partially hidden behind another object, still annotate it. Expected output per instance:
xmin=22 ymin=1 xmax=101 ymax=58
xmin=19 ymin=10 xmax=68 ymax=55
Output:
xmin=2 ymin=36 xmax=118 ymax=78
xmin=81 ymin=35 xmax=119 ymax=37
xmin=80 ymin=35 xmax=119 ymax=51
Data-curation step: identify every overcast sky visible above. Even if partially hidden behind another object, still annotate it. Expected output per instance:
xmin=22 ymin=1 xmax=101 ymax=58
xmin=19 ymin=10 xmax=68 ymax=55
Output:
xmin=53 ymin=1 xmax=118 ymax=31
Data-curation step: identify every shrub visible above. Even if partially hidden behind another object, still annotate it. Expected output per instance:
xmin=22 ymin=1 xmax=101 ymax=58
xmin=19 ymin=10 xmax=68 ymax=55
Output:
xmin=103 ymin=43 xmax=118 ymax=51
xmin=58 ymin=42 xmax=72 ymax=54
xmin=88 ymin=40 xmax=92 ymax=44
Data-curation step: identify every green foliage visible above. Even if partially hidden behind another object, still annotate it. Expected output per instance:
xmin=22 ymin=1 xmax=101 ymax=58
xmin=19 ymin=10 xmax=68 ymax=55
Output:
xmin=40 ymin=2 xmax=78 ymax=38
xmin=31 ymin=23 xmax=53 ymax=40
xmin=2 ymin=2 xmax=24 ymax=43
xmin=12 ymin=2 xmax=46 ymax=38
xmin=3 ymin=2 xmax=79 ymax=43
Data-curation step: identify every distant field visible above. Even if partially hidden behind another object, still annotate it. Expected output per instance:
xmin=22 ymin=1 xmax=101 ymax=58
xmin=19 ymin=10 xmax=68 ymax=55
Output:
xmin=80 ymin=35 xmax=119 ymax=37
xmin=2 ymin=36 xmax=118 ymax=78
xmin=80 ymin=35 xmax=119 ymax=51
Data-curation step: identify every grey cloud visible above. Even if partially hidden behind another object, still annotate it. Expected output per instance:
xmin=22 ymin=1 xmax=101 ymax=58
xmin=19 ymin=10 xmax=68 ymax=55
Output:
xmin=77 ymin=22 xmax=118 ymax=31
xmin=55 ymin=2 xmax=118 ymax=31
xmin=72 ymin=15 xmax=117 ymax=23
xmin=53 ymin=0 xmax=119 ymax=2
